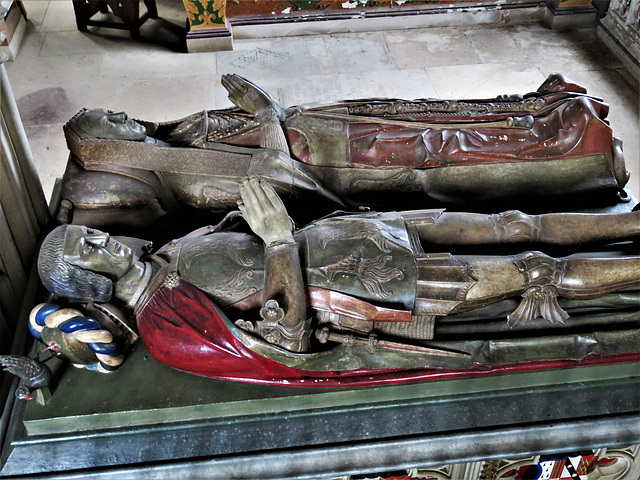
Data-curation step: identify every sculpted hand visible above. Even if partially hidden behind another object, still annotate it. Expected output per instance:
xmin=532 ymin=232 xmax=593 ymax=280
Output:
xmin=238 ymin=178 xmax=294 ymax=246
xmin=222 ymin=74 xmax=285 ymax=123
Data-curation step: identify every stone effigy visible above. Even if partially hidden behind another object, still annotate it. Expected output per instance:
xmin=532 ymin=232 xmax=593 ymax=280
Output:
xmin=58 ymin=73 xmax=630 ymax=232
xmin=33 ymin=178 xmax=640 ymax=386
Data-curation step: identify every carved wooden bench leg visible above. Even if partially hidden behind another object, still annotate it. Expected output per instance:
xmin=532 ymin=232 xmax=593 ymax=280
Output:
xmin=107 ymin=0 xmax=141 ymax=38
xmin=73 ymin=0 xmax=156 ymax=39
xmin=72 ymin=0 xmax=91 ymax=31
xmin=144 ymin=0 xmax=158 ymax=19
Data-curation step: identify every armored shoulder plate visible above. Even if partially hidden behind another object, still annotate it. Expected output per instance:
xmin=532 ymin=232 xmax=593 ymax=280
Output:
xmin=176 ymin=232 xmax=265 ymax=307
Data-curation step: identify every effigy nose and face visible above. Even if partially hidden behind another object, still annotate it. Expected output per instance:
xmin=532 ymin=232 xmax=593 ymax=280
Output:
xmin=57 ymin=73 xmax=630 ymax=230
xmin=35 ymin=178 xmax=640 ymax=386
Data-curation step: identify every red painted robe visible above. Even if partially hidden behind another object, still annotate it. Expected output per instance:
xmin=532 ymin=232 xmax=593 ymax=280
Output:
xmin=135 ymin=280 xmax=638 ymax=387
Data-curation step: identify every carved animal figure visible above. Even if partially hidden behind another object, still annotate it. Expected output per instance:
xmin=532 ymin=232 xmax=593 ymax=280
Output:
xmin=0 ymin=355 xmax=52 ymax=400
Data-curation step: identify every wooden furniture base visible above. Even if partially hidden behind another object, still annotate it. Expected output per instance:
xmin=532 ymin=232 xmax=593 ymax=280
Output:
xmin=72 ymin=0 xmax=158 ymax=38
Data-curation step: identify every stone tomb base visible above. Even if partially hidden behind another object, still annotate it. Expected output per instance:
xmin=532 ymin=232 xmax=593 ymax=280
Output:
xmin=1 ymin=339 xmax=639 ymax=478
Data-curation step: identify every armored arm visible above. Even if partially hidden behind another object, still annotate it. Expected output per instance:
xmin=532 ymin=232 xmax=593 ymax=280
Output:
xmin=222 ymin=74 xmax=289 ymax=154
xmin=237 ymin=178 xmax=311 ymax=352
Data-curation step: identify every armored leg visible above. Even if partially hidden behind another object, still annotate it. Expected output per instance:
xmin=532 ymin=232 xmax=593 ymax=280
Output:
xmin=412 ymin=210 xmax=639 ymax=246
xmin=454 ymin=252 xmax=640 ymax=327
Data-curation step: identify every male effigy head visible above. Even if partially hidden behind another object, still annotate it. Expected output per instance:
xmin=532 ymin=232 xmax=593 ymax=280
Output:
xmin=38 ymin=225 xmax=114 ymax=303
xmin=66 ymin=108 xmax=147 ymax=141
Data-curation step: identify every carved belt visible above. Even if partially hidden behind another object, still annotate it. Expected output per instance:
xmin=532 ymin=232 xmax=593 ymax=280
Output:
xmin=65 ymin=127 xmax=254 ymax=176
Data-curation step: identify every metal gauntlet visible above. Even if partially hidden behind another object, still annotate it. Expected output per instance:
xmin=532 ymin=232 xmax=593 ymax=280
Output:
xmin=237 ymin=241 xmax=311 ymax=352
xmin=240 ymin=299 xmax=312 ymax=352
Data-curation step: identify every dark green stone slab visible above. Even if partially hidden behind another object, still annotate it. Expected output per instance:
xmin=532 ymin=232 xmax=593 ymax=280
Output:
xmin=2 ymin=353 xmax=638 ymax=476
xmin=19 ymin=340 xmax=640 ymax=437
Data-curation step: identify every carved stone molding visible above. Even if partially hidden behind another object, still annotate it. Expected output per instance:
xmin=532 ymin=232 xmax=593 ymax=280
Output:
xmin=404 ymin=445 xmax=640 ymax=480
xmin=597 ymin=0 xmax=640 ymax=81
xmin=181 ymin=0 xmax=601 ymax=51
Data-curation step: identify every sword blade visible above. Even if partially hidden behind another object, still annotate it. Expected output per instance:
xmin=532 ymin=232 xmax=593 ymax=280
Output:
xmin=375 ymin=339 xmax=471 ymax=358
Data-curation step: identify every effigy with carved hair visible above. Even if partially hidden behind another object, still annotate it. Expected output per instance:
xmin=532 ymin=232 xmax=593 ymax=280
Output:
xmin=31 ymin=178 xmax=640 ymax=386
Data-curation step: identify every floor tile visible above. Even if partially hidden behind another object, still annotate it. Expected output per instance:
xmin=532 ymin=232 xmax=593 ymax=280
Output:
xmin=216 ymin=45 xmax=314 ymax=80
xmin=101 ymin=50 xmax=215 ymax=80
xmin=384 ymin=28 xmax=483 ymax=69
xmin=155 ymin=0 xmax=189 ymax=24
xmin=61 ymin=81 xmax=119 ymax=113
xmin=23 ymin=124 xmax=51 ymax=160
xmin=230 ymin=38 xmax=278 ymax=53
xmin=463 ymin=25 xmax=525 ymax=64
xmin=79 ymin=29 xmax=173 ymax=54
xmin=324 ymin=33 xmax=396 ymax=73
xmin=39 ymin=30 xmax=107 ymax=57
xmin=21 ymin=0 xmax=49 ymax=33
xmin=39 ymin=0 xmax=79 ymax=32
xmin=217 ymin=34 xmax=394 ymax=80
xmin=15 ymin=86 xmax=79 ymax=126
xmin=25 ymin=123 xmax=69 ymax=202
xmin=425 ymin=62 xmax=546 ymax=99
xmin=13 ymin=30 xmax=45 ymax=58
xmin=136 ymin=17 xmax=188 ymax=52
xmin=280 ymin=69 xmax=437 ymax=106
xmin=114 ymin=74 xmax=217 ymax=122
xmin=4 ymin=54 xmax=105 ymax=99
xmin=511 ymin=25 xmax=600 ymax=46
xmin=511 ymin=25 xmax=624 ymax=72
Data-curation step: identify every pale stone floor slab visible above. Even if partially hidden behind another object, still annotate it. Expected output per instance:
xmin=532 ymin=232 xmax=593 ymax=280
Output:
xmin=5 ymin=0 xmax=639 ymax=203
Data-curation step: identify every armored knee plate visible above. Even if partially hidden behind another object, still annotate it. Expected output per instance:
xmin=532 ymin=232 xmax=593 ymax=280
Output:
xmin=508 ymin=251 xmax=569 ymax=327
xmin=490 ymin=210 xmax=540 ymax=242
